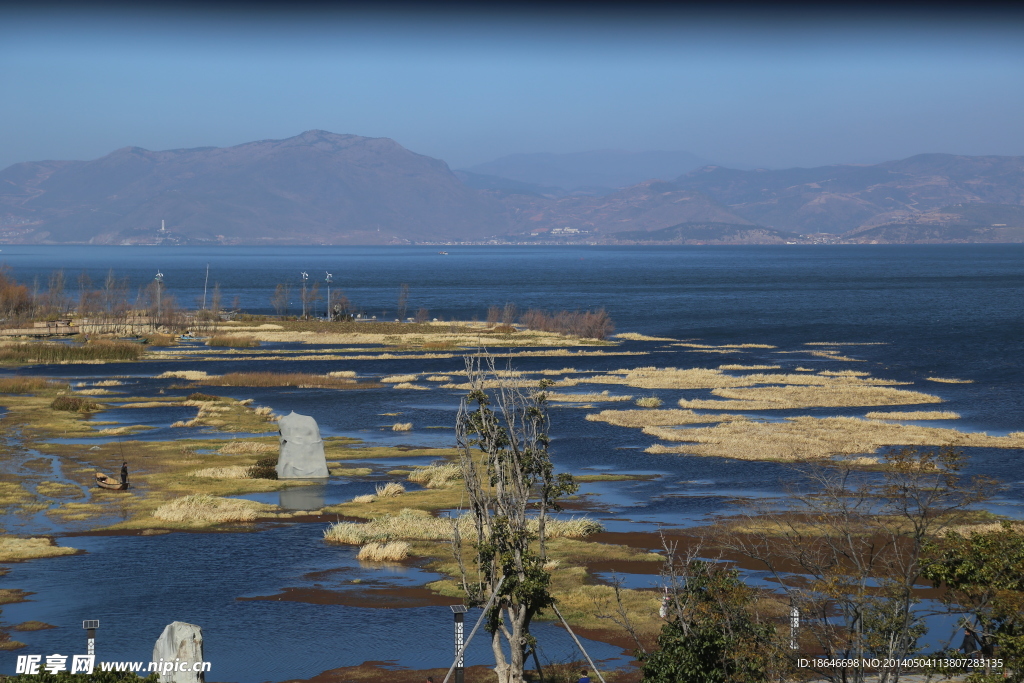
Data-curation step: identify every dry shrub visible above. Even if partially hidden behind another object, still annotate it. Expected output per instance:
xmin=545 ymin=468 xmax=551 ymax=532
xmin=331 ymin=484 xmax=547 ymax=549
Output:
xmin=0 ymin=537 xmax=77 ymax=562
xmin=643 ymin=416 xmax=1024 ymax=462
xmin=375 ymin=482 xmax=405 ymax=497
xmin=0 ymin=377 xmax=64 ymax=393
xmin=186 ymin=392 xmax=219 ymax=402
xmin=153 ymin=494 xmax=265 ymax=524
xmin=207 ymin=335 xmax=259 ymax=348
xmin=391 ymin=422 xmax=413 ymax=431
xmin=198 ymin=372 xmax=362 ymax=389
xmin=247 ymin=457 xmax=278 ymax=479
xmin=381 ymin=374 xmax=418 ymax=383
xmin=545 ymin=390 xmax=632 ymax=402
xmin=677 ymin=384 xmax=942 ymax=410
xmin=357 ymin=541 xmax=410 ymax=562
xmin=50 ymin=395 xmax=99 ymax=412
xmin=157 ymin=370 xmax=211 ymax=380
xmin=218 ymin=441 xmax=277 ymax=454
xmin=191 ymin=466 xmax=250 ymax=479
xmin=926 ymin=376 xmax=974 ymax=384
xmin=253 ymin=406 xmax=277 ymax=420
xmin=407 ymin=463 xmax=462 ymax=488
xmin=865 ymin=411 xmax=961 ymax=420
xmin=634 ymin=396 xmax=663 ymax=408
xmin=351 ymin=494 xmax=377 ymax=504
xmin=520 ymin=308 xmax=614 ymax=340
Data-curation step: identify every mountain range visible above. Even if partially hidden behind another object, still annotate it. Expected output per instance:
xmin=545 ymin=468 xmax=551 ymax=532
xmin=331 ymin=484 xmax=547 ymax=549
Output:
xmin=1 ymin=130 xmax=1022 ymax=245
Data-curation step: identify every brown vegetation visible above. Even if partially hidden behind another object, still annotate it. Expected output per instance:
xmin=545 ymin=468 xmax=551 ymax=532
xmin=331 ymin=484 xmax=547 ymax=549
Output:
xmin=50 ymin=395 xmax=100 ymax=412
xmin=0 ymin=377 xmax=65 ymax=394
xmin=207 ymin=334 xmax=259 ymax=348
xmin=0 ymin=341 xmax=144 ymax=364
xmin=519 ymin=308 xmax=615 ymax=340
xmin=197 ymin=372 xmax=367 ymax=389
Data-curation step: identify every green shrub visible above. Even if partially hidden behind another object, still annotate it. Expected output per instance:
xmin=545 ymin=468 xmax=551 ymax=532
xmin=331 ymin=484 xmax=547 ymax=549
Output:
xmin=186 ymin=392 xmax=220 ymax=402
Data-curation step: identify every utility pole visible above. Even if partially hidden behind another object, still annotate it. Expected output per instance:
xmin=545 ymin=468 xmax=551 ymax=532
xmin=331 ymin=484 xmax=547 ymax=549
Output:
xmin=450 ymin=605 xmax=467 ymax=683
xmin=154 ymin=271 xmax=164 ymax=323
xmin=202 ymin=263 xmax=210 ymax=310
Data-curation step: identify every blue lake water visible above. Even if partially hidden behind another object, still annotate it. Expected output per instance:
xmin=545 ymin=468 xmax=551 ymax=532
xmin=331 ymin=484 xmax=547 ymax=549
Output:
xmin=1 ymin=244 xmax=1023 ymax=679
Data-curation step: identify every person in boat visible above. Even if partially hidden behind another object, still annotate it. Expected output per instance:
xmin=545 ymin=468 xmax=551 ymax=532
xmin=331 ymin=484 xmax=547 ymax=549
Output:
xmin=120 ymin=462 xmax=129 ymax=486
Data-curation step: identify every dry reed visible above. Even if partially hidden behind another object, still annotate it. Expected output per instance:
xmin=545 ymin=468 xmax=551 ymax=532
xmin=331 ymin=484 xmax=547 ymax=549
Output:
xmin=545 ymin=391 xmax=633 ymax=402
xmin=392 ymin=382 xmax=429 ymax=390
xmin=718 ymin=364 xmax=781 ymax=371
xmin=407 ymin=463 xmax=462 ymax=488
xmin=677 ymin=384 xmax=942 ymax=410
xmin=0 ymin=537 xmax=77 ymax=562
xmin=357 ymin=541 xmax=410 ymax=562
xmin=926 ymin=376 xmax=974 ymax=384
xmin=218 ymin=441 xmax=278 ymax=454
xmin=613 ymin=332 xmax=676 ymax=341
xmin=0 ymin=377 xmax=65 ymax=393
xmin=152 ymin=494 xmax=266 ymax=524
xmin=391 ymin=422 xmax=413 ymax=432
xmin=381 ymin=374 xmax=418 ymax=383
xmin=157 ymin=370 xmax=211 ymax=380
xmin=425 ymin=375 xmax=452 ymax=382
xmin=375 ymin=482 xmax=406 ymax=497
xmin=197 ymin=372 xmax=363 ymax=389
xmin=634 ymin=396 xmax=663 ymax=408
xmin=865 ymin=411 xmax=961 ymax=420
xmin=207 ymin=335 xmax=259 ymax=348
xmin=586 ymin=408 xmax=743 ymax=428
xmin=191 ymin=466 xmax=251 ymax=479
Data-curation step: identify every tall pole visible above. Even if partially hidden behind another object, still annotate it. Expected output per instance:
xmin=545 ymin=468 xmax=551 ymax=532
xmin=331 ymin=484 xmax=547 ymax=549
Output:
xmin=202 ymin=263 xmax=209 ymax=310
xmin=452 ymin=607 xmax=466 ymax=683
xmin=154 ymin=271 xmax=164 ymax=325
xmin=325 ymin=272 xmax=333 ymax=321
xmin=301 ymin=272 xmax=308 ymax=319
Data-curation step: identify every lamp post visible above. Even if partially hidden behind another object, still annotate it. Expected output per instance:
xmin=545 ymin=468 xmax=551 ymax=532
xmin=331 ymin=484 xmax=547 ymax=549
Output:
xmin=325 ymin=272 xmax=333 ymax=320
xmin=790 ymin=604 xmax=800 ymax=650
xmin=83 ymin=620 xmax=99 ymax=656
xmin=154 ymin=271 xmax=164 ymax=324
xmin=300 ymin=271 xmax=308 ymax=318
xmin=450 ymin=605 xmax=468 ymax=683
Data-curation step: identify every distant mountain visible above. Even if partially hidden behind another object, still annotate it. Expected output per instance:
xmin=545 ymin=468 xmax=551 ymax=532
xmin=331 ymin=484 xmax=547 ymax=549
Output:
xmin=0 ymin=130 xmax=505 ymax=244
xmin=670 ymin=154 xmax=1024 ymax=235
xmin=610 ymin=221 xmax=800 ymax=245
xmin=464 ymin=149 xmax=715 ymax=193
xmin=502 ymin=180 xmax=752 ymax=236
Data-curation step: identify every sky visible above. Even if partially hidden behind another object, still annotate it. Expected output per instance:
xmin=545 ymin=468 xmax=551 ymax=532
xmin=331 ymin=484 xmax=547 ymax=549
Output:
xmin=2 ymin=3 xmax=1024 ymax=171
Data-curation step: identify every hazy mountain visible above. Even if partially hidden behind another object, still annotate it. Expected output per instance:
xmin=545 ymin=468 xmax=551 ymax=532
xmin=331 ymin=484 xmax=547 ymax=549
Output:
xmin=502 ymin=180 xmax=752 ymax=236
xmin=464 ymin=149 xmax=715 ymax=193
xmin=671 ymin=154 xmax=1024 ymax=235
xmin=0 ymin=130 xmax=505 ymax=244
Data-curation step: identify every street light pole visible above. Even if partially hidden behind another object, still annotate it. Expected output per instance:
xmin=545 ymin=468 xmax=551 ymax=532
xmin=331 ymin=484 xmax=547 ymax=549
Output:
xmin=83 ymin=620 xmax=99 ymax=656
xmin=450 ymin=605 xmax=467 ymax=683
xmin=154 ymin=271 xmax=164 ymax=324
xmin=325 ymin=272 xmax=333 ymax=321
xmin=300 ymin=272 xmax=309 ymax=319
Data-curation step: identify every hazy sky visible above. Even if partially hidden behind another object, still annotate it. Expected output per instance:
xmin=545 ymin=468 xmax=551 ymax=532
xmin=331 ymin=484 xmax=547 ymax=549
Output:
xmin=2 ymin=4 xmax=1023 ymax=171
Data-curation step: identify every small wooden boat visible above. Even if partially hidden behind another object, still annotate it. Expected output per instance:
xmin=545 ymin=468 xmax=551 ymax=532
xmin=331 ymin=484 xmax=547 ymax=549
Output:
xmin=95 ymin=473 xmax=130 ymax=490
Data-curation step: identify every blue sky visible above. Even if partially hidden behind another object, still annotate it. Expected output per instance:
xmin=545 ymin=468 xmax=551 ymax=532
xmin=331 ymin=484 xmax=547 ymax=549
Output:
xmin=2 ymin=5 xmax=1023 ymax=170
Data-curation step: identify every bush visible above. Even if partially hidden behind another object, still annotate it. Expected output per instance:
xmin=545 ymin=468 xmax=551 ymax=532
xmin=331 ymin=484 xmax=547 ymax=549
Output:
xmin=50 ymin=396 xmax=99 ymax=412
xmin=186 ymin=392 xmax=220 ymax=402
xmin=246 ymin=457 xmax=278 ymax=479
xmin=635 ymin=396 xmax=663 ymax=408
xmin=142 ymin=334 xmax=176 ymax=347
xmin=520 ymin=308 xmax=614 ymax=340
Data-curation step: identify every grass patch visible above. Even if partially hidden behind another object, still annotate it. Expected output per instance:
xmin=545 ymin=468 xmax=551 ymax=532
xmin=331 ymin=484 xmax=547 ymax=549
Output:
xmin=0 ymin=536 xmax=78 ymax=561
xmin=218 ymin=440 xmax=277 ymax=454
xmin=634 ymin=396 xmax=663 ymax=408
xmin=143 ymin=334 xmax=176 ymax=347
xmin=677 ymin=384 xmax=941 ymax=410
xmin=375 ymin=482 xmax=406 ymax=498
xmin=0 ymin=341 xmax=143 ymax=364
xmin=0 ymin=377 xmax=66 ymax=394
xmin=197 ymin=372 xmax=368 ymax=389
xmin=152 ymin=494 xmax=272 ymax=525
xmin=186 ymin=392 xmax=220 ymax=402
xmin=865 ymin=410 xmax=961 ymax=420
xmin=546 ymin=390 xmax=632 ymax=402
xmin=587 ymin=408 xmax=744 ymax=428
xmin=208 ymin=334 xmax=259 ymax=348
xmin=35 ymin=481 xmax=83 ymax=498
xmin=11 ymin=621 xmax=56 ymax=631
xmin=407 ymin=463 xmax=462 ymax=488
xmin=357 ymin=541 xmax=410 ymax=562
xmin=50 ymin=395 xmax=100 ymax=412
xmin=191 ymin=465 xmax=251 ymax=479
xmin=381 ymin=374 xmax=418 ymax=383
xmin=927 ymin=376 xmax=974 ymax=384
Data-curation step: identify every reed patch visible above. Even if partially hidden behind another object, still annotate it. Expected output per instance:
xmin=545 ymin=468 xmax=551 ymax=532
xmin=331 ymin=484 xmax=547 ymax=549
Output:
xmin=0 ymin=536 xmax=77 ymax=561
xmin=152 ymin=494 xmax=272 ymax=525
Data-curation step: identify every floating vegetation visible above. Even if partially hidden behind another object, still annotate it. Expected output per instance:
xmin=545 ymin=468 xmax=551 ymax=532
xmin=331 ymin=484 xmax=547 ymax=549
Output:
xmin=425 ymin=375 xmax=452 ymax=382
xmin=196 ymin=372 xmax=367 ymax=389
xmin=327 ymin=370 xmax=357 ymax=378
xmin=391 ymin=422 xmax=413 ymax=432
xmin=392 ymin=382 xmax=429 ymax=390
xmin=634 ymin=396 xmax=663 ymax=408
xmin=381 ymin=374 xmax=418 ymax=383
xmin=157 ymin=370 xmax=211 ymax=380
xmin=718 ymin=364 xmax=781 ymax=371
xmin=927 ymin=376 xmax=974 ymax=384
xmin=614 ymin=332 xmax=676 ymax=341
xmin=587 ymin=408 xmax=743 ymax=428
xmin=865 ymin=411 xmax=961 ymax=420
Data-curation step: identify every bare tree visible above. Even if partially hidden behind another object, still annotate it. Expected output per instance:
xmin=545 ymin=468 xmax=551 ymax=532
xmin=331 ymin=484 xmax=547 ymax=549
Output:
xmin=270 ymin=284 xmax=289 ymax=317
xmin=453 ymin=354 xmax=578 ymax=683
xmin=729 ymin=447 xmax=992 ymax=683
